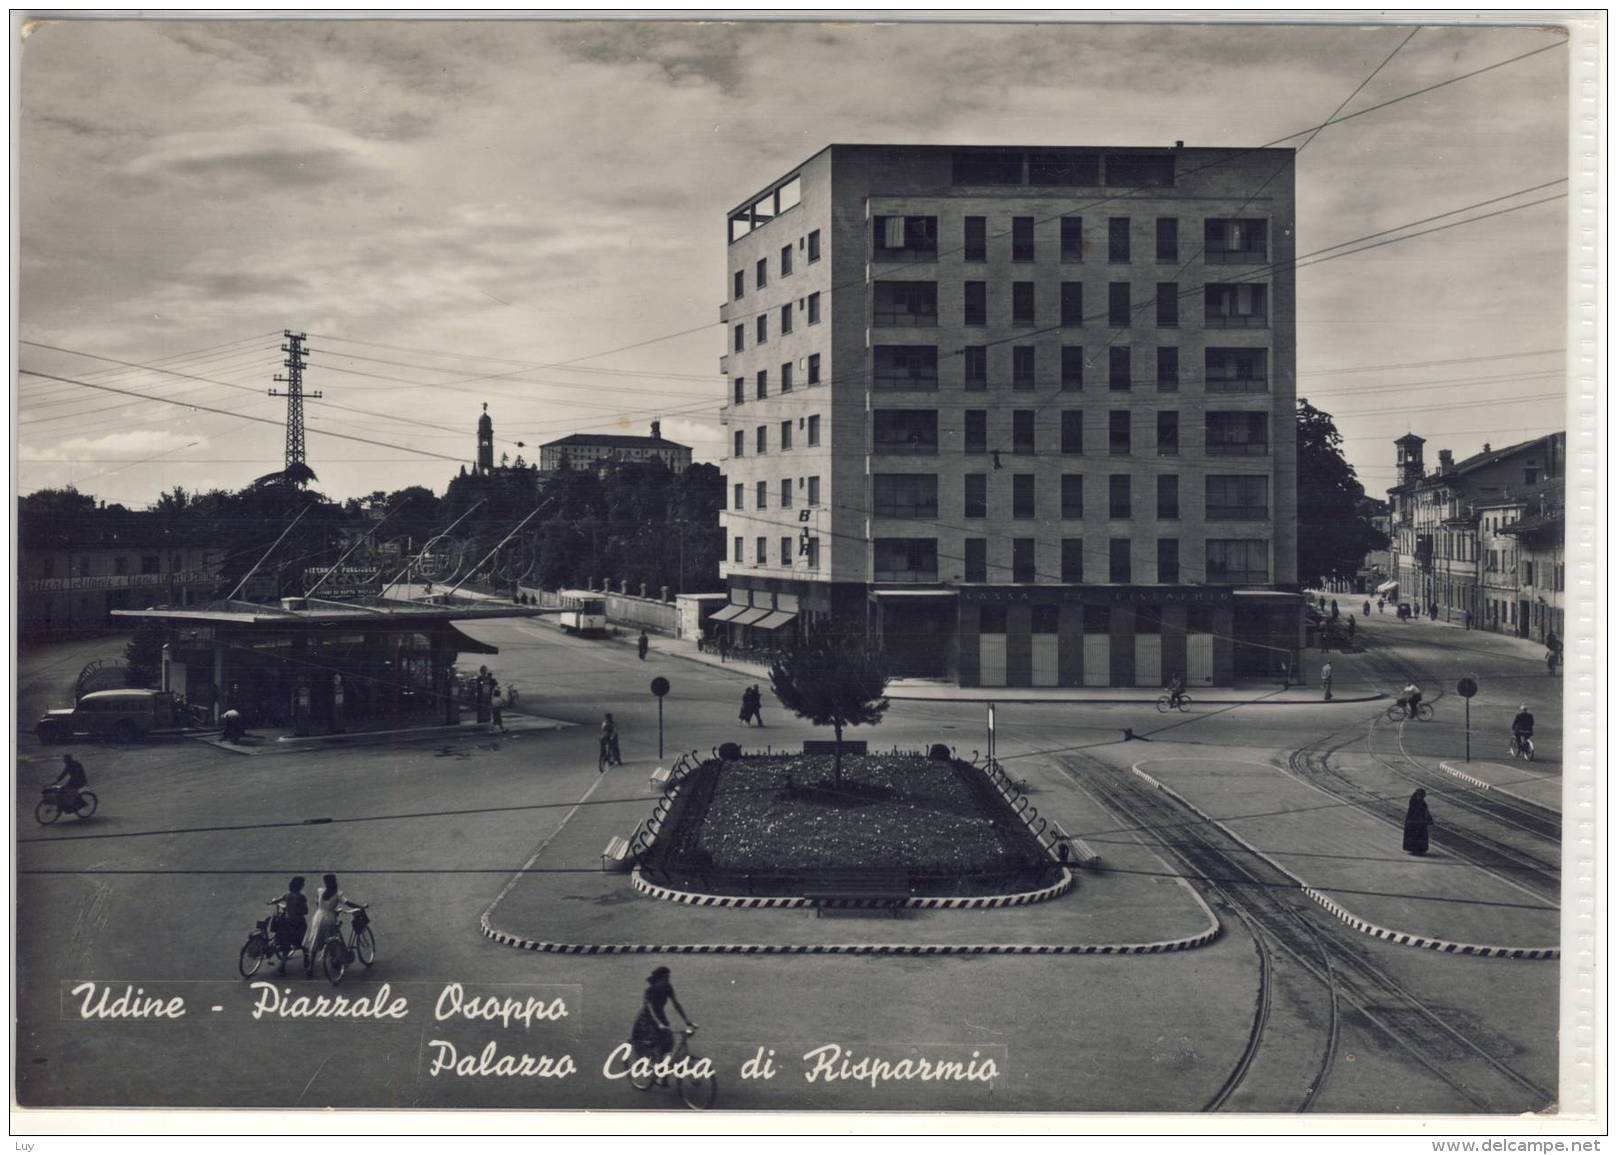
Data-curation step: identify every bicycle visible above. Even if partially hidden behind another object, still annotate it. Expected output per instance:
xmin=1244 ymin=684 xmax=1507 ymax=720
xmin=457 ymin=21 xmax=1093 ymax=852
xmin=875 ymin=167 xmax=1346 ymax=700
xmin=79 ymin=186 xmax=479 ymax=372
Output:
xmin=239 ymin=900 xmax=312 ymax=979
xmin=315 ymin=904 xmax=375 ymax=986
xmin=1510 ymin=732 xmax=1536 ymax=762
xmin=629 ymin=1026 xmax=716 ymax=1109
xmin=1386 ymin=699 xmax=1434 ymax=722
xmin=598 ymin=734 xmax=623 ymax=772
xmin=1155 ymin=692 xmax=1191 ymax=714
xmin=35 ymin=784 xmax=97 ymax=825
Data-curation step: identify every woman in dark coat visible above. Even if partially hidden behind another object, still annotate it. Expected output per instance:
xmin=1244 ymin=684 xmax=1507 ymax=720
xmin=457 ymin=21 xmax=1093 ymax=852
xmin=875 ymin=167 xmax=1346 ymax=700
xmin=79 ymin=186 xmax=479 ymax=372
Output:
xmin=1402 ymin=789 xmax=1433 ymax=855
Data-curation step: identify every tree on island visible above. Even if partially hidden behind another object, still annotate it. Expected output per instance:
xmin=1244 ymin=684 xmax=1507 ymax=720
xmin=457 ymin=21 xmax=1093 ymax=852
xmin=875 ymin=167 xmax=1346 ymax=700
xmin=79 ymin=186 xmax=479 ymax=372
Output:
xmin=1296 ymin=399 xmax=1391 ymax=588
xmin=768 ymin=629 xmax=891 ymax=785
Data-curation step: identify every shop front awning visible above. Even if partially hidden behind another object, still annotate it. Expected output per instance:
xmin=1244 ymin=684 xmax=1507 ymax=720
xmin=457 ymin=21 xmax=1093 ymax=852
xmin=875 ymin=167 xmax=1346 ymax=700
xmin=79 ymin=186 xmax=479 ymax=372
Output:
xmin=445 ymin=623 xmax=501 ymax=656
xmin=1376 ymin=580 xmax=1400 ymax=595
xmin=708 ymin=604 xmax=748 ymax=623
xmin=731 ymin=607 xmax=770 ymax=626
xmin=753 ymin=610 xmax=797 ymax=631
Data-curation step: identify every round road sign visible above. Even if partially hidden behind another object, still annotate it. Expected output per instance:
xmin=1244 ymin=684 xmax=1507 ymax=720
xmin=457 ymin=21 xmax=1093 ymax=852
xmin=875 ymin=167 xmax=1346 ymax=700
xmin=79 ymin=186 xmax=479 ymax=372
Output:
xmin=650 ymin=677 xmax=671 ymax=698
xmin=1457 ymin=677 xmax=1478 ymax=698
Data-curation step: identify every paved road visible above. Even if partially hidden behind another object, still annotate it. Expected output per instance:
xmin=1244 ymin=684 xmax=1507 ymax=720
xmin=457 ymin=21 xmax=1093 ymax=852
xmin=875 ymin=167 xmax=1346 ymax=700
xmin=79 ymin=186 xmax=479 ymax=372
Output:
xmin=14 ymin=614 xmax=1563 ymax=1114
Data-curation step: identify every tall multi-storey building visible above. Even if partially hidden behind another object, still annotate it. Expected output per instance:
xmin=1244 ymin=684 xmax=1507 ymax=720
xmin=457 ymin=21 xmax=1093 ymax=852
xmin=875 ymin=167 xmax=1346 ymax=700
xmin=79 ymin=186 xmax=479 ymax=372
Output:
xmin=538 ymin=421 xmax=693 ymax=477
xmin=717 ymin=144 xmax=1301 ymax=687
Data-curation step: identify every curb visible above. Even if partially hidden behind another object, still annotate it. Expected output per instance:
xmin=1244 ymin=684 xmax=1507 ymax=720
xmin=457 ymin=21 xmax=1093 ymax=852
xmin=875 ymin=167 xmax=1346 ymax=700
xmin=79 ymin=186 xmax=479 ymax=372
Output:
xmin=1437 ymin=761 xmax=1560 ymax=816
xmin=885 ymin=691 xmax=1386 ymax=706
xmin=1129 ymin=762 xmax=1559 ymax=961
xmin=627 ymin=867 xmax=1074 ymax=910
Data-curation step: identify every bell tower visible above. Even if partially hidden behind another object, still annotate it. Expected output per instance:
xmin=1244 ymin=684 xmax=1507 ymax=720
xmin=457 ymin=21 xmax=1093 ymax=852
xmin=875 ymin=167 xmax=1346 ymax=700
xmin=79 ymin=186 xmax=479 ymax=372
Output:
xmin=477 ymin=403 xmax=494 ymax=475
xmin=1395 ymin=432 xmax=1425 ymax=487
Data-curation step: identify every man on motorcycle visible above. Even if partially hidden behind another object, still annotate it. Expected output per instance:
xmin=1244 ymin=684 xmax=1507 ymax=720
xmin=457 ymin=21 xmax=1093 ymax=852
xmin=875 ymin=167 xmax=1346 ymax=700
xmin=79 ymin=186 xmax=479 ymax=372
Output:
xmin=51 ymin=754 xmax=88 ymax=812
xmin=1511 ymin=705 xmax=1536 ymax=756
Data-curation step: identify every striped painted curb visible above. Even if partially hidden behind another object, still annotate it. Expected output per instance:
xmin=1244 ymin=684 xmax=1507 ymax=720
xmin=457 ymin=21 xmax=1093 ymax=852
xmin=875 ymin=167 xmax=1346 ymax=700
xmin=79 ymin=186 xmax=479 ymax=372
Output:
xmin=1302 ymin=887 xmax=1559 ymax=959
xmin=1437 ymin=763 xmax=1495 ymax=791
xmin=1437 ymin=762 xmax=1560 ymax=816
xmin=1129 ymin=762 xmax=1559 ymax=962
xmin=628 ymin=867 xmax=1074 ymax=909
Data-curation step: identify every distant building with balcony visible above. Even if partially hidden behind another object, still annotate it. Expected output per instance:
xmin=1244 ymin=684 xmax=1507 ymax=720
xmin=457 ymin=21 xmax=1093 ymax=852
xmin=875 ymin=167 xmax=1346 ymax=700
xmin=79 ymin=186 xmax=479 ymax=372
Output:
xmin=537 ymin=421 xmax=693 ymax=477
xmin=716 ymin=143 xmax=1302 ymax=686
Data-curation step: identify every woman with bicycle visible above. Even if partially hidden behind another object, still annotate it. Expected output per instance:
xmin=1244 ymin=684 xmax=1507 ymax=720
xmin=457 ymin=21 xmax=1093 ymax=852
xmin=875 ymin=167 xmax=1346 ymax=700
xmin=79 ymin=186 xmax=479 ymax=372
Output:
xmin=630 ymin=966 xmax=695 ymax=1083
xmin=303 ymin=873 xmax=360 ymax=962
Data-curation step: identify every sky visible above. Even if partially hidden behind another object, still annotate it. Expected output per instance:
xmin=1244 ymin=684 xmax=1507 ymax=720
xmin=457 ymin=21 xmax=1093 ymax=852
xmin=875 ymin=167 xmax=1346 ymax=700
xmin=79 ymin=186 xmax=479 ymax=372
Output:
xmin=15 ymin=16 xmax=1572 ymax=508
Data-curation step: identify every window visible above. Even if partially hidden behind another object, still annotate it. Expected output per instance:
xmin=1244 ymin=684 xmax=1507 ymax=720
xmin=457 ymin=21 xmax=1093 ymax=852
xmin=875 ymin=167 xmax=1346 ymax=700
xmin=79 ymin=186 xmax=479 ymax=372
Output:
xmin=756 ymin=370 xmax=768 ymax=399
xmin=734 ymin=430 xmax=745 ymax=457
xmin=734 ymin=270 xmax=745 ymax=300
xmin=1012 ymin=346 xmax=1035 ymax=390
xmin=1205 ymin=218 xmax=1268 ymax=263
xmin=1205 ymin=284 xmax=1268 ymax=328
xmin=874 ymin=345 xmax=939 ymax=389
xmin=756 ymin=480 xmax=768 ymax=510
xmin=1061 ymin=473 xmax=1084 ymax=518
xmin=964 ymin=281 xmax=987 ymax=326
xmin=873 ymin=215 xmax=938 ymax=261
xmin=1205 ymin=348 xmax=1266 ymax=391
xmin=1012 ymin=282 xmax=1035 ymax=326
xmin=808 ymin=292 xmax=821 ymax=324
xmin=1109 ymin=538 xmax=1131 ymax=583
xmin=964 ymin=410 xmax=988 ymax=454
xmin=756 ymin=257 xmax=768 ymax=289
xmin=1157 ymin=411 xmax=1179 ymax=456
xmin=757 ymin=537 xmax=768 ymax=565
xmin=1012 ymin=410 xmax=1035 ymax=455
xmin=1206 ymin=412 xmax=1269 ymax=455
xmin=979 ymin=604 xmax=1007 ymax=633
xmin=781 ymin=304 xmax=793 ymax=335
xmin=808 ymin=353 xmax=821 ymax=384
xmin=1205 ymin=475 xmax=1269 ymax=519
xmin=782 ymin=537 xmax=793 ymax=567
xmin=964 ymin=473 xmax=988 ymax=518
xmin=1013 ymin=474 xmax=1035 ymax=519
xmin=1157 ymin=347 xmax=1179 ymax=392
xmin=807 ymin=415 xmax=821 ymax=446
xmin=1109 ymin=411 xmax=1131 ymax=456
xmin=805 ymin=536 xmax=820 ymax=568
xmin=1157 ymin=538 xmax=1180 ymax=583
xmin=755 ymin=425 xmax=768 ymax=454
xmin=734 ymin=536 xmax=744 ymax=563
xmin=1050 ymin=284 xmax=1080 ymax=332
xmin=780 ymin=420 xmax=793 ymax=450
xmin=1061 ymin=216 xmax=1084 ymax=261
xmin=1156 ymin=283 xmax=1178 ymax=328
xmin=781 ymin=478 xmax=793 ymax=508
xmin=807 ymin=229 xmax=821 ymax=262
xmin=1110 ymin=346 xmax=1131 ymax=391
xmin=1109 ymin=282 xmax=1131 ymax=327
xmin=1012 ymin=216 xmax=1035 ymax=261
xmin=807 ymin=476 xmax=821 ymax=505
xmin=873 ymin=281 xmax=939 ymax=326
xmin=1105 ymin=153 xmax=1175 ymax=187
xmin=1109 ymin=473 xmax=1131 ymax=518
xmin=1207 ymin=539 xmax=1269 ymax=584
xmin=953 ymin=150 xmax=1023 ymax=185
xmin=964 ymin=216 xmax=987 ymax=261
xmin=734 ymin=377 xmax=745 ymax=405
xmin=781 ymin=244 xmax=793 ymax=277
xmin=1062 ymin=538 xmax=1084 ymax=582
xmin=964 ymin=538 xmax=987 ymax=582
xmin=874 ymin=474 xmax=939 ymax=518
xmin=1061 ymin=346 xmax=1085 ymax=391
xmin=1012 ymin=538 xmax=1036 ymax=582
xmin=734 ymin=482 xmax=744 ymax=509
xmin=1157 ymin=474 xmax=1179 ymax=519
xmin=1156 ymin=217 xmax=1178 ymax=262
xmin=781 ymin=361 xmax=793 ymax=391
xmin=1109 ymin=218 xmax=1130 ymax=263
xmin=964 ymin=346 xmax=988 ymax=391
xmin=734 ymin=323 xmax=745 ymax=352
xmin=1030 ymin=150 xmax=1100 ymax=185
xmin=757 ymin=314 xmax=768 ymax=344
xmin=1061 ymin=410 xmax=1084 ymax=454
xmin=873 ymin=409 xmax=939 ymax=455
xmin=873 ymin=538 xmax=939 ymax=582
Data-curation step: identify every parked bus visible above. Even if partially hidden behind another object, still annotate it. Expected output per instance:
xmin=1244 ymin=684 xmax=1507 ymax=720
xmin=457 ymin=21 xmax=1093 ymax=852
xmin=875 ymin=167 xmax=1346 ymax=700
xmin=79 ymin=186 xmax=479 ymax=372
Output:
xmin=556 ymin=590 xmax=608 ymax=636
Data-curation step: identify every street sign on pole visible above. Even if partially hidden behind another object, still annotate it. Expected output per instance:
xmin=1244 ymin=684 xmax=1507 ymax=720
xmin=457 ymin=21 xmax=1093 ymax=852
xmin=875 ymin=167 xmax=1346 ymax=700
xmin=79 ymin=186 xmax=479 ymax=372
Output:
xmin=1457 ymin=677 xmax=1478 ymax=762
xmin=650 ymin=677 xmax=670 ymax=759
xmin=987 ymin=703 xmax=996 ymax=767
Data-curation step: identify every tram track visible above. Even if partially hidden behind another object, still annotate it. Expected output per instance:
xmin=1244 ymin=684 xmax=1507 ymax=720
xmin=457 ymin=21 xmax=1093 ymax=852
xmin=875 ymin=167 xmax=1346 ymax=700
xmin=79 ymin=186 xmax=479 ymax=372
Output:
xmin=1060 ymin=751 xmax=1554 ymax=1114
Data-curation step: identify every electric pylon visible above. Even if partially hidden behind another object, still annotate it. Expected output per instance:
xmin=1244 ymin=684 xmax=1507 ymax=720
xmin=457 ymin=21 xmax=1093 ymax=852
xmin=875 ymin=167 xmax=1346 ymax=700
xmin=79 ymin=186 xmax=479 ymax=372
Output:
xmin=269 ymin=330 xmax=322 ymax=482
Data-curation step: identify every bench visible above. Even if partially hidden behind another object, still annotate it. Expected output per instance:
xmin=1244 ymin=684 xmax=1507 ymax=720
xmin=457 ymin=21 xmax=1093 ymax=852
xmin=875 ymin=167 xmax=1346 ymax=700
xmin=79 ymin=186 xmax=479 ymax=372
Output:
xmin=601 ymin=836 xmax=634 ymax=872
xmin=1065 ymin=838 xmax=1103 ymax=869
xmin=802 ymin=872 xmax=911 ymax=918
xmin=649 ymin=766 xmax=672 ymax=792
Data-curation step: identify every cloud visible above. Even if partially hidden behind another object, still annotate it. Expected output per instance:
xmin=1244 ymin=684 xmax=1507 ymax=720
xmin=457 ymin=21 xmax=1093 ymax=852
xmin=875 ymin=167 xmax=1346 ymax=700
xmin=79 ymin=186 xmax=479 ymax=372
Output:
xmin=28 ymin=427 xmax=206 ymax=463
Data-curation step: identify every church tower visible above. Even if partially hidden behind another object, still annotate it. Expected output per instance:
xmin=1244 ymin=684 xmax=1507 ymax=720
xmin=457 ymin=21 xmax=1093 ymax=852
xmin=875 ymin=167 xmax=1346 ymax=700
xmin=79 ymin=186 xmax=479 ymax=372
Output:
xmin=477 ymin=403 xmax=494 ymax=475
xmin=1395 ymin=432 xmax=1425 ymax=487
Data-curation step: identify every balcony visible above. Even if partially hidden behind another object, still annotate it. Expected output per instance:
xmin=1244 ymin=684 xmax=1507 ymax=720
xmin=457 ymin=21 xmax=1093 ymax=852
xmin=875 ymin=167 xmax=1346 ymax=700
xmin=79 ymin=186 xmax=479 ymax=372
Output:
xmin=1206 ymin=441 xmax=1270 ymax=456
xmin=1205 ymin=504 xmax=1270 ymax=520
xmin=1206 ymin=376 xmax=1269 ymax=393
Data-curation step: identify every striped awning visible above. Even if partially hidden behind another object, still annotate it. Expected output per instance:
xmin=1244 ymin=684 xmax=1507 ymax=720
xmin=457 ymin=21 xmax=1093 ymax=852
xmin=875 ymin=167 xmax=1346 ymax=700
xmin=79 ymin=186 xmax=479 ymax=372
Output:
xmin=1376 ymin=580 xmax=1400 ymax=595
xmin=731 ymin=607 xmax=770 ymax=626
xmin=708 ymin=604 xmax=748 ymax=623
xmin=753 ymin=611 xmax=797 ymax=631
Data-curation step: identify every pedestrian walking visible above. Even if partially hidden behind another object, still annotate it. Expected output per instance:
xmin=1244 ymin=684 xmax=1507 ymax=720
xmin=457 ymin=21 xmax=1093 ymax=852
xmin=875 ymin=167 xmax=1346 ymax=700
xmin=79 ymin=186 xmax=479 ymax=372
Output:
xmin=718 ymin=634 xmax=730 ymax=663
xmin=1402 ymin=789 xmax=1433 ymax=856
xmin=1321 ymin=660 xmax=1334 ymax=702
xmin=1377 ymin=597 xmax=1385 ymax=614
xmin=1330 ymin=599 xmax=1340 ymax=621
xmin=1363 ymin=600 xmax=1371 ymax=617
xmin=637 ymin=630 xmax=649 ymax=661
xmin=1346 ymin=615 xmax=1356 ymax=642
xmin=738 ymin=687 xmax=754 ymax=726
xmin=1464 ymin=609 xmax=1473 ymax=630
xmin=1429 ymin=603 xmax=1439 ymax=621
xmin=749 ymin=684 xmax=765 ymax=727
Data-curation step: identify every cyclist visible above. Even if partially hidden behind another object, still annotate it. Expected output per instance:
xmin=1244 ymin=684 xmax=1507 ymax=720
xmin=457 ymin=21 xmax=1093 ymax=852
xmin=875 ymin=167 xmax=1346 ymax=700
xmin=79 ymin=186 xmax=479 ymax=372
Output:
xmin=1511 ymin=704 xmax=1536 ymax=758
xmin=271 ymin=876 xmax=309 ymax=972
xmin=1398 ymin=681 xmax=1424 ymax=719
xmin=1165 ymin=672 xmax=1187 ymax=710
xmin=600 ymin=713 xmax=622 ymax=770
xmin=50 ymin=754 xmax=88 ymax=813
xmin=630 ymin=966 xmax=696 ymax=1085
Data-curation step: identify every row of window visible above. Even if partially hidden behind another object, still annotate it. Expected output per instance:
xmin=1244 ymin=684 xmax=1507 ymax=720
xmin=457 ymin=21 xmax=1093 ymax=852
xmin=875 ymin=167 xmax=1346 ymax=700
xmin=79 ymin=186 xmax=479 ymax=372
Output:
xmin=950 ymin=150 xmax=1176 ymax=190
xmin=732 ymin=416 xmax=822 ymax=457
xmin=734 ymin=534 xmax=820 ymax=570
xmin=851 ymin=409 xmax=1269 ymax=458
xmin=732 ymin=354 xmax=823 ymax=402
xmin=733 ymin=229 xmax=822 ymax=295
xmin=872 ymin=214 xmax=1268 ymax=266
xmin=730 ymin=475 xmax=823 ymax=511
xmin=858 ymin=472 xmax=1269 ymax=521
xmin=869 ymin=279 xmax=1267 ymax=329
xmin=733 ymin=292 xmax=821 ymax=349
xmin=863 ymin=344 xmax=1266 ymax=392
